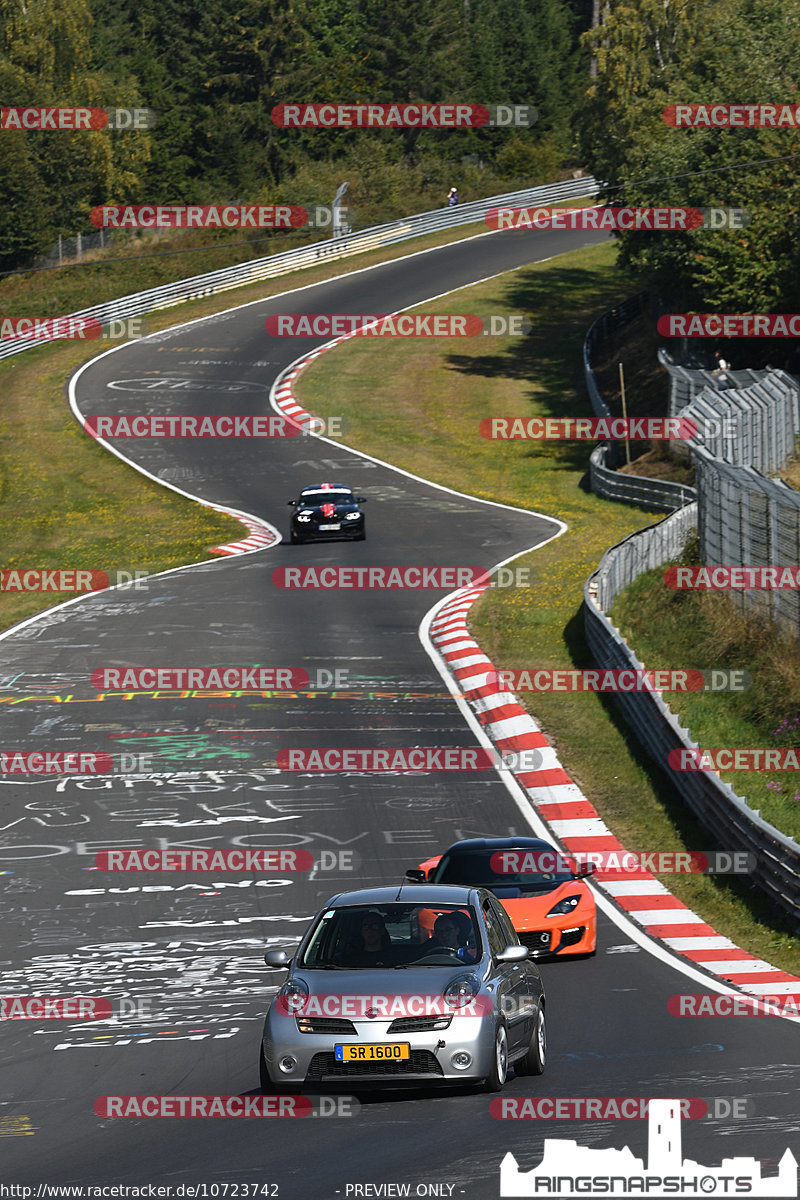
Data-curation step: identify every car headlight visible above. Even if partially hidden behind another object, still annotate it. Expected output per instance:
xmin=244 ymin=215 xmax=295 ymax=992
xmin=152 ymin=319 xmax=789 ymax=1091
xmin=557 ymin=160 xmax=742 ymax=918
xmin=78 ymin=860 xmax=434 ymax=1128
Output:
xmin=277 ymin=977 xmax=309 ymax=1015
xmin=296 ymin=511 xmax=313 ymax=523
xmin=546 ymin=894 xmax=581 ymax=917
xmin=443 ymin=972 xmax=479 ymax=1009
xmin=344 ymin=512 xmax=361 ymax=521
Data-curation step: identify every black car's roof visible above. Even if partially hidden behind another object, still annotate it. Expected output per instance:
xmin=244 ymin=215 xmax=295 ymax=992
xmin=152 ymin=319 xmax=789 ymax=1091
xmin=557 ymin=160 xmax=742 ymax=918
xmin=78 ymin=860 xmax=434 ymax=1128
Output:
xmin=323 ymin=884 xmax=481 ymax=907
xmin=300 ymin=483 xmax=353 ymax=493
xmin=440 ymin=836 xmax=557 ymax=855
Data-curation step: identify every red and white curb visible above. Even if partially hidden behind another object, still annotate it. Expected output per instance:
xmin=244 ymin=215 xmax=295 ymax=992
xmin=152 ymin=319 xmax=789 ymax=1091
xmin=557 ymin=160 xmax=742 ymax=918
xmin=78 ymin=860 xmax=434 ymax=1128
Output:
xmin=269 ymin=345 xmax=800 ymax=999
xmin=431 ymin=585 xmax=800 ymax=998
xmin=208 ymin=504 xmax=279 ymax=556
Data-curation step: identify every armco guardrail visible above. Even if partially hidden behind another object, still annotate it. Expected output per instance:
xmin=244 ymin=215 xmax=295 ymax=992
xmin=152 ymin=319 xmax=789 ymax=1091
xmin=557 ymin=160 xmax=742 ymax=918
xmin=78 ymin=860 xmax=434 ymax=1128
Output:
xmin=584 ymin=504 xmax=800 ymax=927
xmin=584 ymin=293 xmax=698 ymax=508
xmin=0 ymin=176 xmax=599 ymax=363
xmin=589 ymin=444 xmax=696 ymax=511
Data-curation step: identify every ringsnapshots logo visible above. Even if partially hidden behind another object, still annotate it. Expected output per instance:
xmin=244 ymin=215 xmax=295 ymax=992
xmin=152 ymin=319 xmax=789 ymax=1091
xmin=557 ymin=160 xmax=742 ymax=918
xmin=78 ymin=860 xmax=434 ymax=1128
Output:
xmin=658 ymin=313 xmax=800 ymax=337
xmin=1 ymin=568 xmax=148 ymax=592
xmin=91 ymin=204 xmax=307 ymax=230
xmin=271 ymin=103 xmax=537 ymax=128
xmin=468 ymin=668 xmax=752 ymax=693
xmin=265 ymin=314 xmax=531 ymax=337
xmin=499 ymin=1097 xmax=798 ymax=1197
xmin=664 ymin=103 xmax=800 ymax=127
xmin=0 ymin=107 xmax=156 ymax=131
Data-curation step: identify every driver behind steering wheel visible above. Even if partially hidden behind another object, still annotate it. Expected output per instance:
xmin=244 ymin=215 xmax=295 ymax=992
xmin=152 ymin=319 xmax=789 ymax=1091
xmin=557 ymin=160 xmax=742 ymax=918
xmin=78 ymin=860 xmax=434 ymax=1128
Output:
xmin=422 ymin=912 xmax=476 ymax=961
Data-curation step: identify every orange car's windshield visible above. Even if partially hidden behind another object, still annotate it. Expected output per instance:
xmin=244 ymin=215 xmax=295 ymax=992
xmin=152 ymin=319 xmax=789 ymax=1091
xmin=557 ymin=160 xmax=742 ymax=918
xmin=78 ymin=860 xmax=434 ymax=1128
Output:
xmin=431 ymin=851 xmax=574 ymax=892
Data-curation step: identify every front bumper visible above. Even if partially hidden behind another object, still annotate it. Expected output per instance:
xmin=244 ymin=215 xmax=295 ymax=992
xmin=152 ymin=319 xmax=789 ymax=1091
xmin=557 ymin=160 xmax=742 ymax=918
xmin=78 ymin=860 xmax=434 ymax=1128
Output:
xmin=517 ymin=913 xmax=597 ymax=957
xmin=262 ymin=1012 xmax=496 ymax=1087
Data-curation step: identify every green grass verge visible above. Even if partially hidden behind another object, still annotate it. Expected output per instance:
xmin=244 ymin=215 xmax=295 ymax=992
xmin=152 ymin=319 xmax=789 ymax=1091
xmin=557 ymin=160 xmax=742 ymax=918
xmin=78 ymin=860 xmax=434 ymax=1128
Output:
xmin=293 ymin=239 xmax=800 ymax=973
xmin=611 ymin=560 xmax=800 ymax=840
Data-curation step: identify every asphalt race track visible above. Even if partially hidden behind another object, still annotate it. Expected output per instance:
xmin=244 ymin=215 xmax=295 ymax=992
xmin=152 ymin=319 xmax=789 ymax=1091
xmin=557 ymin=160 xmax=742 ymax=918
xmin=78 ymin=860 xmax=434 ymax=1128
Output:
xmin=2 ymin=225 xmax=798 ymax=1197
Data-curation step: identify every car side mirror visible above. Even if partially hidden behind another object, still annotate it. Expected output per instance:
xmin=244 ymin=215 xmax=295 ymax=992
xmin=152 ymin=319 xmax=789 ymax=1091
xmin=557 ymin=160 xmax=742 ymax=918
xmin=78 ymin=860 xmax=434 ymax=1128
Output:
xmin=405 ymin=868 xmax=426 ymax=883
xmin=356 ymin=496 xmax=367 ymax=503
xmin=495 ymin=944 xmax=529 ymax=963
xmin=287 ymin=500 xmax=297 ymax=507
xmin=575 ymin=861 xmax=596 ymax=878
xmin=264 ymin=949 xmax=292 ymax=968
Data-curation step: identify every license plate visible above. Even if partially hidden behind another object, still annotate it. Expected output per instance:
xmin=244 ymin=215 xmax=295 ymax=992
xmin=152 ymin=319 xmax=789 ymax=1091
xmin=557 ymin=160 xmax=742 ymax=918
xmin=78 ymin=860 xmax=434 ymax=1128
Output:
xmin=334 ymin=1043 xmax=410 ymax=1062
xmin=318 ymin=523 xmax=340 ymax=530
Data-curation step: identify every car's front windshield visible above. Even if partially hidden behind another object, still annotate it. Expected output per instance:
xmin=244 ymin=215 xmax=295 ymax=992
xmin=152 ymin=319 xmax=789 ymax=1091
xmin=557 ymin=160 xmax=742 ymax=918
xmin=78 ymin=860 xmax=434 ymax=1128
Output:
xmin=299 ymin=903 xmax=482 ymax=969
xmin=299 ymin=491 xmax=354 ymax=508
xmin=431 ymin=849 xmax=574 ymax=893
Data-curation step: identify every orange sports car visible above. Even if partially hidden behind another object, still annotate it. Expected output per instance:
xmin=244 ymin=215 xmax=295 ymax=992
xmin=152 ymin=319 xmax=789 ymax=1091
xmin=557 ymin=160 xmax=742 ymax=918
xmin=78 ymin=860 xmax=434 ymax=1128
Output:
xmin=407 ymin=836 xmax=597 ymax=958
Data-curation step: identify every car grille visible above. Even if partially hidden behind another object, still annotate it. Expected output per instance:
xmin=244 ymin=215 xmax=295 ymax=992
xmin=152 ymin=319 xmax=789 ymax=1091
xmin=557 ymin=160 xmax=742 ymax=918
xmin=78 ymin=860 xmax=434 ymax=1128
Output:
xmin=387 ymin=1015 xmax=452 ymax=1033
xmin=518 ymin=930 xmax=553 ymax=953
xmin=559 ymin=926 xmax=585 ymax=947
xmin=297 ymin=1017 xmax=357 ymax=1035
xmin=306 ymin=1051 xmax=444 ymax=1080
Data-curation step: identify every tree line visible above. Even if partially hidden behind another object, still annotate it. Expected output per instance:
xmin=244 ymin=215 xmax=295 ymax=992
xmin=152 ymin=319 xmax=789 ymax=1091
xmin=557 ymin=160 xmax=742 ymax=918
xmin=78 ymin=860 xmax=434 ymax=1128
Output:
xmin=2 ymin=0 xmax=799 ymax=318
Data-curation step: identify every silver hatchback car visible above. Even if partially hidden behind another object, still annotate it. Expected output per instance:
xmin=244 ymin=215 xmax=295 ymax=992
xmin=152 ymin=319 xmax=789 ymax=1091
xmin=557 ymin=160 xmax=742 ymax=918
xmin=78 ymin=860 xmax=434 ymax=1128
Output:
xmin=260 ymin=884 xmax=546 ymax=1091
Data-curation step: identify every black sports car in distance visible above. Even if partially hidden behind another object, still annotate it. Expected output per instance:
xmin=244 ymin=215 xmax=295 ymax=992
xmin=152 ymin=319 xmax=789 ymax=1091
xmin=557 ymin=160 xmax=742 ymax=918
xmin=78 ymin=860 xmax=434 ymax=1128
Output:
xmin=288 ymin=483 xmax=367 ymax=544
